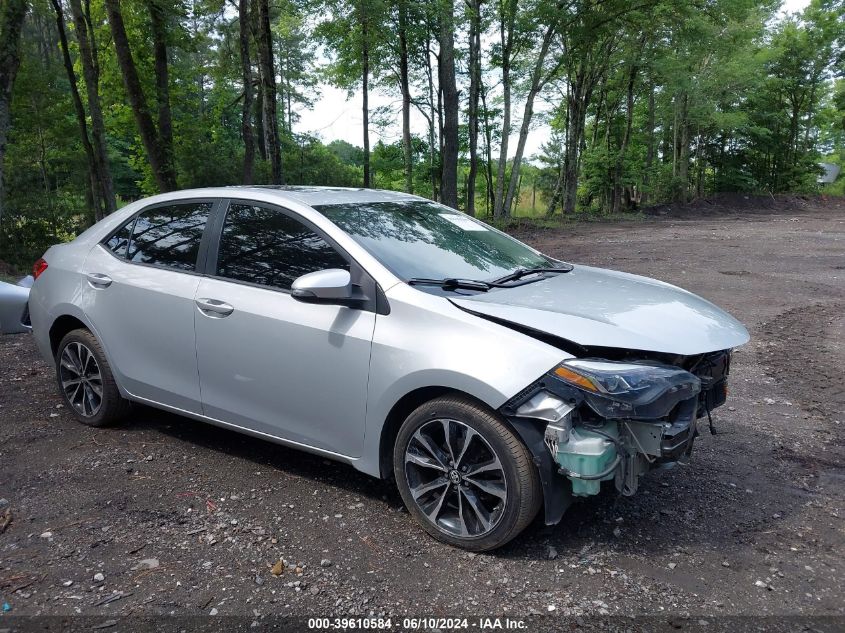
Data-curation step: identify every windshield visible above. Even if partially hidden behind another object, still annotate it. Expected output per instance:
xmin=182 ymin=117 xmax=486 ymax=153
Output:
xmin=313 ymin=199 xmax=555 ymax=281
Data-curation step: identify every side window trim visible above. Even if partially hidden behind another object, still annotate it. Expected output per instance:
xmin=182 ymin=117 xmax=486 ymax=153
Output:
xmin=206 ymin=199 xmax=353 ymax=291
xmin=205 ymin=199 xmax=388 ymax=314
xmin=201 ymin=197 xmax=231 ymax=277
xmin=98 ymin=198 xmax=223 ymax=275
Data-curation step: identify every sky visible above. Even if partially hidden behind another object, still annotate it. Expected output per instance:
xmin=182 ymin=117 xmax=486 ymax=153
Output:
xmin=295 ymin=0 xmax=812 ymax=163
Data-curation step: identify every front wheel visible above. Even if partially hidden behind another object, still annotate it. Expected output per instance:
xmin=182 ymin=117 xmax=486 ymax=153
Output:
xmin=393 ymin=395 xmax=541 ymax=551
xmin=56 ymin=328 xmax=129 ymax=427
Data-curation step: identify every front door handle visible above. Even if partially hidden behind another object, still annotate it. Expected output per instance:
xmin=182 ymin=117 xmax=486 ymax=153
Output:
xmin=195 ymin=298 xmax=234 ymax=317
xmin=86 ymin=272 xmax=113 ymax=288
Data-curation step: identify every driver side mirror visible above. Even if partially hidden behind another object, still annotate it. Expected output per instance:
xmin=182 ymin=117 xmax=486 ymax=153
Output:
xmin=291 ymin=268 xmax=367 ymax=308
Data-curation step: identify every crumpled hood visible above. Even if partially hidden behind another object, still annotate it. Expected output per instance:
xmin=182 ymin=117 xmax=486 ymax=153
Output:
xmin=451 ymin=265 xmax=750 ymax=356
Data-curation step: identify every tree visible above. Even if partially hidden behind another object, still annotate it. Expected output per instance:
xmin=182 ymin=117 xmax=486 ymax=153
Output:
xmin=317 ymin=0 xmax=388 ymax=188
xmin=0 ymin=0 xmax=28 ymax=231
xmin=397 ymin=0 xmax=413 ymax=193
xmin=148 ymin=0 xmax=175 ymax=187
xmin=254 ymin=0 xmax=283 ymax=184
xmin=274 ymin=4 xmax=320 ymax=136
xmin=465 ymin=0 xmax=482 ymax=215
xmin=238 ymin=0 xmax=255 ymax=184
xmin=491 ymin=0 xmax=517 ymax=218
xmin=52 ymin=0 xmax=102 ymax=220
xmin=438 ymin=0 xmax=459 ymax=208
xmin=501 ymin=18 xmax=558 ymax=217
xmin=68 ymin=0 xmax=117 ymax=217
xmin=104 ymin=0 xmax=177 ymax=192
xmin=360 ymin=0 xmax=372 ymax=187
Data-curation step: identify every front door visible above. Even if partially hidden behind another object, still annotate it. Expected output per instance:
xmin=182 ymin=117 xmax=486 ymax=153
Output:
xmin=194 ymin=201 xmax=375 ymax=456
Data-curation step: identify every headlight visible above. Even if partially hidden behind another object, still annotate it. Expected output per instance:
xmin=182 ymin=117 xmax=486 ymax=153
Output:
xmin=552 ymin=359 xmax=701 ymax=419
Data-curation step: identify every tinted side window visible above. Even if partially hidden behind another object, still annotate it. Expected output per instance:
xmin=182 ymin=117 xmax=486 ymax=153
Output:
xmin=217 ymin=203 xmax=348 ymax=289
xmin=104 ymin=218 xmax=135 ymax=259
xmin=128 ymin=202 xmax=212 ymax=271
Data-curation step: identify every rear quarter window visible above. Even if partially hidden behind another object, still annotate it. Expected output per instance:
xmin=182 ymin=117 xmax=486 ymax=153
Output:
xmin=104 ymin=219 xmax=134 ymax=258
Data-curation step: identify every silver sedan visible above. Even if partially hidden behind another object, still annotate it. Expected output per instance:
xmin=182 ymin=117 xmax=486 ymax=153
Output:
xmin=27 ymin=187 xmax=748 ymax=550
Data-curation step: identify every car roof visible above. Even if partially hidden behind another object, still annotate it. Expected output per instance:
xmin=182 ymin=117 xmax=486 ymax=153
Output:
xmin=153 ymin=186 xmax=420 ymax=208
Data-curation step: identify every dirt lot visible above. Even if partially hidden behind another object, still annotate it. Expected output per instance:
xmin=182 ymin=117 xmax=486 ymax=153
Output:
xmin=1 ymin=200 xmax=843 ymax=626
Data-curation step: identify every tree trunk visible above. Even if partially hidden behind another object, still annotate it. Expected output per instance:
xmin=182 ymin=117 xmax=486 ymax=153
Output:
xmin=286 ymin=75 xmax=293 ymax=135
xmin=238 ymin=0 xmax=255 ymax=184
xmin=398 ymin=0 xmax=413 ymax=194
xmin=493 ymin=5 xmax=514 ymax=219
xmin=438 ymin=0 xmax=458 ymax=209
xmin=562 ymin=74 xmax=585 ymax=215
xmin=642 ymin=80 xmax=655 ymax=205
xmin=255 ymin=0 xmax=282 ymax=184
xmin=148 ymin=0 xmax=175 ymax=186
xmin=52 ymin=0 xmax=103 ymax=221
xmin=104 ymin=0 xmax=176 ymax=192
xmin=789 ymin=98 xmax=801 ymax=173
xmin=695 ymin=128 xmax=705 ymax=198
xmin=254 ymin=80 xmax=266 ymax=161
xmin=465 ymin=0 xmax=482 ymax=216
xmin=69 ymin=0 xmax=116 ymax=216
xmin=361 ymin=0 xmax=371 ymax=188
xmin=546 ymin=85 xmax=569 ymax=217
xmin=480 ymin=79 xmax=494 ymax=215
xmin=675 ymin=92 xmax=689 ymax=202
xmin=612 ymin=60 xmax=637 ymax=214
xmin=0 ymin=0 xmax=28 ymax=230
xmin=425 ymin=33 xmax=437 ymax=200
xmin=274 ymin=43 xmax=288 ymax=134
xmin=502 ymin=24 xmax=555 ymax=216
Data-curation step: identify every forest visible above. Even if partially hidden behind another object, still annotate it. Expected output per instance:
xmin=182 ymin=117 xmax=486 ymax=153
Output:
xmin=0 ymin=0 xmax=843 ymax=269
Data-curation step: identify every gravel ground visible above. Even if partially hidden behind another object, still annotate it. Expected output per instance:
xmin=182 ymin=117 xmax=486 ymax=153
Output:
xmin=0 ymin=202 xmax=843 ymax=625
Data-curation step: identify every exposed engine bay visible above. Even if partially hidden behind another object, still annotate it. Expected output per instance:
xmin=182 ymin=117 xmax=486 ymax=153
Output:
xmin=502 ymin=347 xmax=732 ymax=524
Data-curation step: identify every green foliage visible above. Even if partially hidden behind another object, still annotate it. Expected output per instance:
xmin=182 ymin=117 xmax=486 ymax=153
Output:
xmin=283 ymin=134 xmax=362 ymax=185
xmin=0 ymin=0 xmax=843 ymax=270
xmin=2 ymin=4 xmax=91 ymax=266
xmin=535 ymin=0 xmax=844 ymax=213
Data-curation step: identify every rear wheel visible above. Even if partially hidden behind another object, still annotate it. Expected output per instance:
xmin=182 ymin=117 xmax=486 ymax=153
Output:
xmin=393 ymin=395 xmax=541 ymax=551
xmin=56 ymin=329 xmax=129 ymax=427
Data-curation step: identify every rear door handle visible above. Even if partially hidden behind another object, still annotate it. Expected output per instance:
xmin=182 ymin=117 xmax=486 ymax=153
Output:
xmin=195 ymin=298 xmax=234 ymax=317
xmin=86 ymin=272 xmax=112 ymax=288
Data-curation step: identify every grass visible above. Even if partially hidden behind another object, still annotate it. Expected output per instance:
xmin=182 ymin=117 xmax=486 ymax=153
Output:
xmin=472 ymin=188 xmax=649 ymax=230
xmin=482 ymin=209 xmax=648 ymax=233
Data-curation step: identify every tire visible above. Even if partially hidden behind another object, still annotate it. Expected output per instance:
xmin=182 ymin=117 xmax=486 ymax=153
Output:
xmin=55 ymin=328 xmax=130 ymax=427
xmin=393 ymin=395 xmax=541 ymax=551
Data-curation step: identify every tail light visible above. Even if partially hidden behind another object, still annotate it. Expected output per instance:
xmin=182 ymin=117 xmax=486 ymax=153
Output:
xmin=32 ymin=258 xmax=48 ymax=279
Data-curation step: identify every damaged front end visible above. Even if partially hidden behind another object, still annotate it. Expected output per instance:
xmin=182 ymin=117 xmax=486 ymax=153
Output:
xmin=502 ymin=349 xmax=731 ymax=524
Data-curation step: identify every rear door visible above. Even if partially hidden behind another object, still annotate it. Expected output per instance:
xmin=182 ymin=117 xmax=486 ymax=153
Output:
xmin=193 ymin=200 xmax=375 ymax=456
xmin=83 ymin=199 xmax=217 ymax=413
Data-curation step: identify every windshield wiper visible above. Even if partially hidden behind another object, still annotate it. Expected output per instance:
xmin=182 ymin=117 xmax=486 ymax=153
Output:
xmin=490 ymin=264 xmax=573 ymax=286
xmin=407 ymin=265 xmax=572 ymax=292
xmin=407 ymin=277 xmax=491 ymax=292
